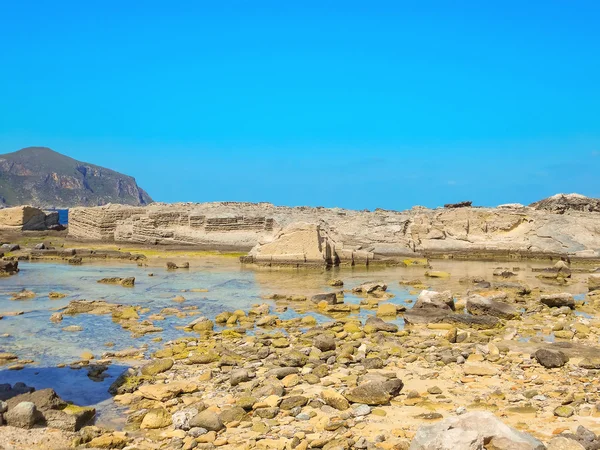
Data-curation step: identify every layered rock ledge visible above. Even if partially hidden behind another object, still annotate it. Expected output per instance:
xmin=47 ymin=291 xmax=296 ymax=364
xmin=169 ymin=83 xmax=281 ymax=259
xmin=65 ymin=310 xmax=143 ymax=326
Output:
xmin=67 ymin=195 xmax=600 ymax=264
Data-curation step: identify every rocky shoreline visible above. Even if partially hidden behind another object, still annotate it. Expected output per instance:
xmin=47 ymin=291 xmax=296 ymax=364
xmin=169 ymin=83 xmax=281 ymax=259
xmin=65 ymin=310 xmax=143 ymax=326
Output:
xmin=2 ymin=262 xmax=600 ymax=449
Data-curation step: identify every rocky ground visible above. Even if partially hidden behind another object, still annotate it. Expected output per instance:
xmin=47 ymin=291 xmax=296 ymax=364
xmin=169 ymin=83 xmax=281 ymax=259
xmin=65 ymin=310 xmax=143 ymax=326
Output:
xmin=2 ymin=258 xmax=600 ymax=449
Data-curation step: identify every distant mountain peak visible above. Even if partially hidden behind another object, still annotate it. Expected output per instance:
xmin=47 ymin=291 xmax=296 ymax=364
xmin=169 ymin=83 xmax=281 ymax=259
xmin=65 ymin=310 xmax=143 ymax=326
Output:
xmin=0 ymin=147 xmax=153 ymax=208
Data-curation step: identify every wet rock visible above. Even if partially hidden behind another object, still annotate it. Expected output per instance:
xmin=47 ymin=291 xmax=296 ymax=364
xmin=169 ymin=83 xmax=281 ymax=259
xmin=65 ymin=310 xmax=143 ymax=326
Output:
xmin=311 ymin=292 xmax=340 ymax=305
xmin=410 ymin=411 xmax=545 ymax=450
xmin=534 ymin=348 xmax=569 ymax=368
xmin=97 ymin=277 xmax=135 ymax=287
xmin=189 ymin=317 xmax=214 ymax=333
xmin=0 ymin=260 xmax=19 ymax=276
xmin=5 ymin=402 xmax=43 ymax=429
xmin=376 ymin=303 xmax=401 ymax=317
xmin=540 ymin=293 xmax=575 ymax=309
xmin=425 ymin=271 xmax=451 ymax=278
xmin=141 ymin=358 xmax=174 ymax=376
xmin=352 ymin=281 xmax=387 ymax=294
xmin=50 ymin=312 xmax=63 ymax=323
xmin=466 ymin=294 xmax=519 ymax=320
xmin=413 ymin=290 xmax=455 ymax=311
xmin=190 ymin=409 xmax=224 ymax=431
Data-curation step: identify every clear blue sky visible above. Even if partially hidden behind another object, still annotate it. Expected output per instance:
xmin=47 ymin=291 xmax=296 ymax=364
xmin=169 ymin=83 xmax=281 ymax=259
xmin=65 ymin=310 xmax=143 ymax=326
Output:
xmin=1 ymin=1 xmax=599 ymax=210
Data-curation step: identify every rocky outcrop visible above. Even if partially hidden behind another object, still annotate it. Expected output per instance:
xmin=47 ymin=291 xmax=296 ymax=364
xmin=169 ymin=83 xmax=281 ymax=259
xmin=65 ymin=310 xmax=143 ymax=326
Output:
xmin=530 ymin=193 xmax=600 ymax=214
xmin=67 ymin=197 xmax=600 ymax=263
xmin=0 ymin=206 xmax=59 ymax=231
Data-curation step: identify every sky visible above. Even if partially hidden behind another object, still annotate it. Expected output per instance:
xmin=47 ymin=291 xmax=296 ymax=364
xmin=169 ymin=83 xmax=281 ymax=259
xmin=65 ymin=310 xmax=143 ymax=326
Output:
xmin=1 ymin=1 xmax=599 ymax=210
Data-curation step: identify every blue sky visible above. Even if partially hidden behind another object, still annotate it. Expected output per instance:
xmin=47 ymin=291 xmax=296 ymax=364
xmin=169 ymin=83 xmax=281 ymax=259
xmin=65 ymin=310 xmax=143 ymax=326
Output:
xmin=1 ymin=1 xmax=599 ymax=210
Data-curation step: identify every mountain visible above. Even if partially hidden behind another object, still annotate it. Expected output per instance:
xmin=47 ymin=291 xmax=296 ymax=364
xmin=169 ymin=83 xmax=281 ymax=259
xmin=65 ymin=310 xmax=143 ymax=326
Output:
xmin=0 ymin=147 xmax=153 ymax=208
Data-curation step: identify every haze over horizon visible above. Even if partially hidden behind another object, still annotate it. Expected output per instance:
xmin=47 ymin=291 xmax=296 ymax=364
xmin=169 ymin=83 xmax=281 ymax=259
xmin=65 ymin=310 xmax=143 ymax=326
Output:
xmin=1 ymin=1 xmax=599 ymax=210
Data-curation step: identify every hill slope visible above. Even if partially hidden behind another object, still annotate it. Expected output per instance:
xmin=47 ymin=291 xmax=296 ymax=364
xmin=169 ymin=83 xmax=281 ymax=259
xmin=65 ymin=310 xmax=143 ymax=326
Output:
xmin=0 ymin=147 xmax=153 ymax=208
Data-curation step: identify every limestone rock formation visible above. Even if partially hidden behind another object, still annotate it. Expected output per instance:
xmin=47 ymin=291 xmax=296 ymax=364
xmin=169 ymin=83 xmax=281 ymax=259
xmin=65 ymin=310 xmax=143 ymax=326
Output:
xmin=0 ymin=147 xmax=152 ymax=208
xmin=0 ymin=205 xmax=59 ymax=231
xmin=67 ymin=197 xmax=600 ymax=262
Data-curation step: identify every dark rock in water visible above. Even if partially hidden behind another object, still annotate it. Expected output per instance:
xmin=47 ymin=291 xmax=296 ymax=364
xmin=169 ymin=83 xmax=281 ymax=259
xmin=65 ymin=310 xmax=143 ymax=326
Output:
xmin=352 ymin=281 xmax=387 ymax=294
xmin=444 ymin=201 xmax=472 ymax=208
xmin=534 ymin=348 xmax=569 ymax=368
xmin=0 ymin=260 xmax=19 ymax=276
xmin=97 ymin=277 xmax=135 ymax=287
xmin=466 ymin=295 xmax=519 ymax=320
xmin=311 ymin=293 xmax=339 ymax=305
xmin=0 ymin=383 xmax=35 ymax=401
xmin=167 ymin=261 xmax=189 ymax=270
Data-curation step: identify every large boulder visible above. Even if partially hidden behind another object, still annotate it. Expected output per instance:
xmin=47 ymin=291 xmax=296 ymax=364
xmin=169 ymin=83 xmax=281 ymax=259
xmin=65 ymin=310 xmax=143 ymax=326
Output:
xmin=409 ymin=411 xmax=545 ymax=450
xmin=344 ymin=379 xmax=403 ymax=405
xmin=248 ymin=223 xmax=339 ymax=266
xmin=466 ymin=295 xmax=519 ymax=320
xmin=540 ymin=293 xmax=575 ymax=309
xmin=5 ymin=402 xmax=43 ymax=429
xmin=414 ymin=290 xmax=455 ymax=311
xmin=0 ymin=206 xmax=52 ymax=231
xmin=534 ymin=348 xmax=569 ymax=368
xmin=6 ymin=388 xmax=68 ymax=411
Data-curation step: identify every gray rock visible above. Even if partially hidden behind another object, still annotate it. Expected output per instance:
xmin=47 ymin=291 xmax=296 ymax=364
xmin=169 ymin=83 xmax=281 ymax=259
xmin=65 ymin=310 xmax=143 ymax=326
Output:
xmin=466 ymin=295 xmax=519 ymax=320
xmin=352 ymin=281 xmax=387 ymax=294
xmin=230 ymin=369 xmax=251 ymax=386
xmin=311 ymin=293 xmax=339 ymax=305
xmin=534 ymin=348 xmax=569 ymax=368
xmin=414 ymin=290 xmax=455 ymax=311
xmin=344 ymin=379 xmax=403 ymax=406
xmin=172 ymin=407 xmax=198 ymax=431
xmin=6 ymin=388 xmax=67 ymax=412
xmin=409 ymin=411 xmax=545 ymax=450
xmin=189 ymin=409 xmax=224 ymax=431
xmin=314 ymin=334 xmax=336 ymax=352
xmin=540 ymin=293 xmax=575 ymax=309
xmin=365 ymin=317 xmax=399 ymax=333
xmin=5 ymin=402 xmax=43 ymax=429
